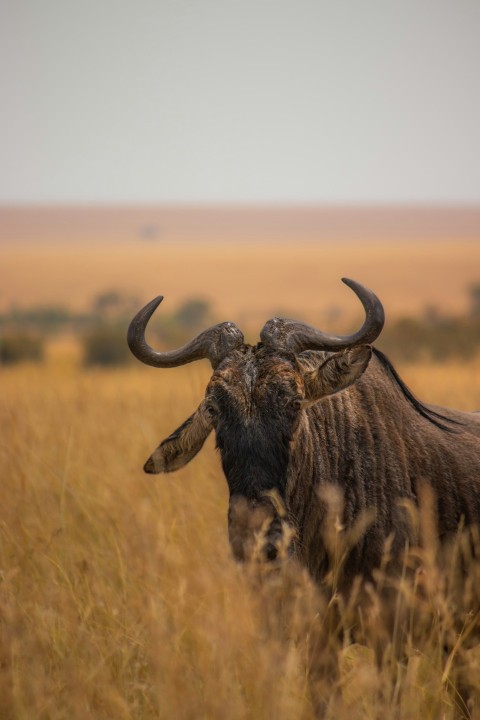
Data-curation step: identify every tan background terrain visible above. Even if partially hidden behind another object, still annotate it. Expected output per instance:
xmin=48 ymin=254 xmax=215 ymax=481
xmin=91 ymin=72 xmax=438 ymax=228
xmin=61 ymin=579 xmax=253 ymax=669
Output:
xmin=2 ymin=237 xmax=479 ymax=331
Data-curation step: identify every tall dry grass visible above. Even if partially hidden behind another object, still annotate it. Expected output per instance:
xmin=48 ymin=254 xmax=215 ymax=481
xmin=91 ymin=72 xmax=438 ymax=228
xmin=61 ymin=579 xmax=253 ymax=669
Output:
xmin=2 ymin=355 xmax=480 ymax=719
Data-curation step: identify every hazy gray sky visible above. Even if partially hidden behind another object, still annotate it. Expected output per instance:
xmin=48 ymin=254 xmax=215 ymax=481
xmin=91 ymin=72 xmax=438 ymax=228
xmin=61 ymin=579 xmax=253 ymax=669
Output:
xmin=1 ymin=0 xmax=480 ymax=204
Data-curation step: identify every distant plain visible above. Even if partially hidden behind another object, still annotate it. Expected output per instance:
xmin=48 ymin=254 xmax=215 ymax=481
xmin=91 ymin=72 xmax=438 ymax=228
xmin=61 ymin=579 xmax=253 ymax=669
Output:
xmin=2 ymin=236 xmax=480 ymax=333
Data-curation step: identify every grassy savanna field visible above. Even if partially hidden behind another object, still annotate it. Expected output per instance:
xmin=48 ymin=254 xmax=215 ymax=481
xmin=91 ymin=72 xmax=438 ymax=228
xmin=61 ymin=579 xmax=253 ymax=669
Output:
xmin=2 ymin=354 xmax=480 ymax=719
xmin=2 ymin=235 xmax=480 ymax=718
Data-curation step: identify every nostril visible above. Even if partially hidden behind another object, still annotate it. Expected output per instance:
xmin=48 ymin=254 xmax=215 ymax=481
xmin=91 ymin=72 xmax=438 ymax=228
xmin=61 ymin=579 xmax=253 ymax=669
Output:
xmin=265 ymin=542 xmax=278 ymax=561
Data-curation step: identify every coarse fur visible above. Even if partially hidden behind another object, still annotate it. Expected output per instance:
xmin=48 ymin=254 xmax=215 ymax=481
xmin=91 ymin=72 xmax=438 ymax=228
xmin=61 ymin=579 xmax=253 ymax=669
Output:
xmin=144 ymin=341 xmax=480 ymax=587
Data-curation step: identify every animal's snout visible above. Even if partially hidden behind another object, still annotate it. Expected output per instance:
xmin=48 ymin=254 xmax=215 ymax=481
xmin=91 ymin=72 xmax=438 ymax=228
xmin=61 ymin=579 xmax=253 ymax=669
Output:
xmin=264 ymin=542 xmax=278 ymax=561
xmin=263 ymin=514 xmax=285 ymax=561
xmin=228 ymin=494 xmax=294 ymax=563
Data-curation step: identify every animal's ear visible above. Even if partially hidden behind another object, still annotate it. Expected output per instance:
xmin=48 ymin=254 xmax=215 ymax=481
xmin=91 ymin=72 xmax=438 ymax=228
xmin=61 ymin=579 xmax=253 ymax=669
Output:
xmin=144 ymin=403 xmax=213 ymax=474
xmin=302 ymin=346 xmax=372 ymax=404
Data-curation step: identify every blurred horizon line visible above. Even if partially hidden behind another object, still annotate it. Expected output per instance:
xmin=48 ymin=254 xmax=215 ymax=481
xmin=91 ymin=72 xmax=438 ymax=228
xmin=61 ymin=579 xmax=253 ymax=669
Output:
xmin=1 ymin=203 xmax=480 ymax=243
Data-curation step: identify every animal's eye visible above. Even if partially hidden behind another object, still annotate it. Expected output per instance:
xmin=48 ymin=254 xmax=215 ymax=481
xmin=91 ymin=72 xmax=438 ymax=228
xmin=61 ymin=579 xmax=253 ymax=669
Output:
xmin=204 ymin=402 xmax=218 ymax=420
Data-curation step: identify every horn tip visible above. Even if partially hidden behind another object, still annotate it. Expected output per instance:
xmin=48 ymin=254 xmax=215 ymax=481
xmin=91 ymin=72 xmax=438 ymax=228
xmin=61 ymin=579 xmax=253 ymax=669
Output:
xmin=142 ymin=295 xmax=165 ymax=317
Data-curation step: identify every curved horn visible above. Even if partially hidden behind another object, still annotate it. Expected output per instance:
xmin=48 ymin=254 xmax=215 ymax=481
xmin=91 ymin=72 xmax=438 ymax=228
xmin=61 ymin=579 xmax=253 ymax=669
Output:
xmin=127 ymin=296 xmax=244 ymax=369
xmin=260 ymin=278 xmax=385 ymax=354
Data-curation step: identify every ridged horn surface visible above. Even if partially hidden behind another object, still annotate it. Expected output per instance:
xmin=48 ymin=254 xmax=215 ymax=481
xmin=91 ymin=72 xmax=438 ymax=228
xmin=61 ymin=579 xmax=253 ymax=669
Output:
xmin=127 ymin=296 xmax=244 ymax=369
xmin=260 ymin=278 xmax=385 ymax=354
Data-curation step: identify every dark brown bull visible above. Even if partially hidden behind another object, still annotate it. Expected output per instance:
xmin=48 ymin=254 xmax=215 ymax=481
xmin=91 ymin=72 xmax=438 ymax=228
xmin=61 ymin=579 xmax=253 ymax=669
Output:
xmin=127 ymin=279 xmax=480 ymax=587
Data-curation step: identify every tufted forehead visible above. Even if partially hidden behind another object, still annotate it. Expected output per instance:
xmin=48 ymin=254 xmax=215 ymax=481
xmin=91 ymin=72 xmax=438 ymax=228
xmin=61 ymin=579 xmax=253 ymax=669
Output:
xmin=207 ymin=344 xmax=304 ymax=402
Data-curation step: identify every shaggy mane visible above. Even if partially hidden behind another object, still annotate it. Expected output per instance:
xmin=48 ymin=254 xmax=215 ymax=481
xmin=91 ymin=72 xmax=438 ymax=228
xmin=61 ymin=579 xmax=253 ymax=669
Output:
xmin=372 ymin=347 xmax=462 ymax=433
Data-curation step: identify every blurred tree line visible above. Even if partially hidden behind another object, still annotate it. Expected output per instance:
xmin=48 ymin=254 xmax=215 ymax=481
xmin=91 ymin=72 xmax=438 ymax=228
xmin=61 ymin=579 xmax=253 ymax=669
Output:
xmin=2 ymin=285 xmax=480 ymax=367
xmin=377 ymin=283 xmax=480 ymax=362
xmin=0 ymin=291 xmax=213 ymax=366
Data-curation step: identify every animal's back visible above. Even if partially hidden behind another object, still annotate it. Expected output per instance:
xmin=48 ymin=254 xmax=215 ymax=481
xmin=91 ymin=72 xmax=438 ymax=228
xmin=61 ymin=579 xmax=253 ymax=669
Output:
xmin=428 ymin=404 xmax=480 ymax=438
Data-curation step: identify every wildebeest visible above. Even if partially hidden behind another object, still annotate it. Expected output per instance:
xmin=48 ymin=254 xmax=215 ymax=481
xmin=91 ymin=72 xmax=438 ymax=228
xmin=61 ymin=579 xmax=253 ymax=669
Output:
xmin=127 ymin=279 xmax=480 ymax=588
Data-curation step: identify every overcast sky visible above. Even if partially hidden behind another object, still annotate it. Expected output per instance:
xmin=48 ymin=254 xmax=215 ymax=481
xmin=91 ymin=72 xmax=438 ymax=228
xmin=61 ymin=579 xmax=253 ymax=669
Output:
xmin=1 ymin=0 xmax=480 ymax=204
